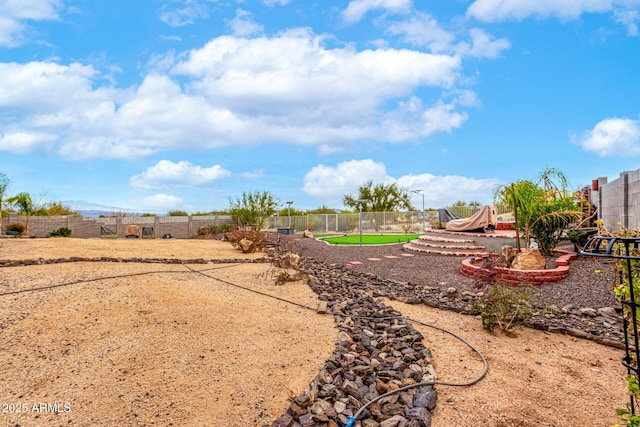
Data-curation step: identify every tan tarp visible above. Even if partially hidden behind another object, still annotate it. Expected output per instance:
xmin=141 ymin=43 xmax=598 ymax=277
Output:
xmin=125 ymin=224 xmax=140 ymax=237
xmin=445 ymin=205 xmax=497 ymax=232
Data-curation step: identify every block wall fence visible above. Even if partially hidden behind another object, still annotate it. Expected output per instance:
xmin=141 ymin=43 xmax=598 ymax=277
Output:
xmin=592 ymin=168 xmax=640 ymax=231
xmin=0 ymin=214 xmax=234 ymax=239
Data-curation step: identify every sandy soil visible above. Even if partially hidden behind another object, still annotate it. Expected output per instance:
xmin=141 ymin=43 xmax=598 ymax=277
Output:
xmin=0 ymin=238 xmax=630 ymax=426
xmin=0 ymin=238 xmax=336 ymax=426
xmin=384 ymin=299 xmax=628 ymax=427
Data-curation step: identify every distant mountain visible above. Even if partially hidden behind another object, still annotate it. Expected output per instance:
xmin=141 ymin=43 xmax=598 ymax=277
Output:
xmin=62 ymin=200 xmax=145 ymax=218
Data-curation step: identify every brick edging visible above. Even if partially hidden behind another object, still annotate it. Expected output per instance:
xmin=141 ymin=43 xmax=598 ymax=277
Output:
xmin=460 ymin=250 xmax=578 ymax=285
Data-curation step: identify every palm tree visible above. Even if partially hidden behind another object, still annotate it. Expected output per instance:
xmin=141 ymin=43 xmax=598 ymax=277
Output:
xmin=7 ymin=192 xmax=35 ymax=235
xmin=494 ymin=168 xmax=581 ymax=256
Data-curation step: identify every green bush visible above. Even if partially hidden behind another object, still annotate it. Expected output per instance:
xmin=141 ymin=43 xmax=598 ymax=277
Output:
xmin=47 ymin=227 xmax=72 ymax=237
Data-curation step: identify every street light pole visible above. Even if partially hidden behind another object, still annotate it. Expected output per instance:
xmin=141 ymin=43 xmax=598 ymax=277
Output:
xmin=411 ymin=189 xmax=425 ymax=233
xmin=286 ymin=201 xmax=293 ymax=229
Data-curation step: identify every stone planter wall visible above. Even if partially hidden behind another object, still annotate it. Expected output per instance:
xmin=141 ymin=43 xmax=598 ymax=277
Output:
xmin=460 ymin=250 xmax=578 ymax=285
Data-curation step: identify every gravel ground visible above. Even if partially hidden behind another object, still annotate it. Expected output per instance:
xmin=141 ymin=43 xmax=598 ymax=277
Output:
xmin=283 ymin=236 xmax=619 ymax=310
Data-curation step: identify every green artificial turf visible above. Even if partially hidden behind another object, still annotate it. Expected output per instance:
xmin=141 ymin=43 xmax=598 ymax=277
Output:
xmin=319 ymin=234 xmax=422 ymax=245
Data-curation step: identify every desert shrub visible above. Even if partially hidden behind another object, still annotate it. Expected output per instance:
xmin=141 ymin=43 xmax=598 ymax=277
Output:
xmin=476 ymin=284 xmax=538 ymax=336
xmin=473 ymin=254 xmax=540 ymax=336
xmin=47 ymin=227 xmax=72 ymax=237
xmin=221 ymin=223 xmax=231 ymax=232
xmin=6 ymin=222 xmax=25 ymax=235
xmin=208 ymin=224 xmax=219 ymax=234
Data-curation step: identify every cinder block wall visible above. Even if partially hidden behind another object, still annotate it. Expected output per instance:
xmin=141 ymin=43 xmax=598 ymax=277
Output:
xmin=1 ymin=214 xmax=234 ymax=238
xmin=592 ymin=168 xmax=640 ymax=231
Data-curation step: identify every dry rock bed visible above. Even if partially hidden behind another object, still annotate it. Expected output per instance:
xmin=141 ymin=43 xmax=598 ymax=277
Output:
xmin=0 ymin=237 xmax=631 ymax=426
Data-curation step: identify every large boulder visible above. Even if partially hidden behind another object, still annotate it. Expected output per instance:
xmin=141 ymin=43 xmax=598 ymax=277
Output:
xmin=511 ymin=248 xmax=546 ymax=270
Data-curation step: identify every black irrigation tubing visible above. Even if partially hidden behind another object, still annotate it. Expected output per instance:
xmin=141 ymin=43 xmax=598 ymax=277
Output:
xmin=181 ymin=263 xmax=319 ymax=312
xmin=345 ymin=315 xmax=489 ymax=426
xmin=1 ymin=256 xmax=489 ymax=425
xmin=182 ymin=263 xmax=489 ymax=426
xmin=0 ymin=263 xmax=244 ymax=297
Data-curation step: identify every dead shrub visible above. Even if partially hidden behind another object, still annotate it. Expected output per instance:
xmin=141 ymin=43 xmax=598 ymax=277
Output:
xmin=226 ymin=230 xmax=267 ymax=253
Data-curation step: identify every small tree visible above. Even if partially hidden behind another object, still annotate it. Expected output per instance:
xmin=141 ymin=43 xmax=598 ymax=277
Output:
xmin=229 ymin=190 xmax=279 ymax=231
xmin=41 ymin=201 xmax=78 ymax=216
xmin=343 ymin=181 xmax=413 ymax=212
xmin=7 ymin=192 xmax=35 ymax=235
xmin=0 ymin=173 xmax=10 ymax=228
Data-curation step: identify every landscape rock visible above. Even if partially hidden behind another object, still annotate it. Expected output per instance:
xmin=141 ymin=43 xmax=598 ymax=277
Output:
xmin=511 ymin=248 xmax=546 ymax=270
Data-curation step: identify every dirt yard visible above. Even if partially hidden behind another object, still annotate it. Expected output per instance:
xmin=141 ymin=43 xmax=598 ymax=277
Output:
xmin=0 ymin=238 xmax=629 ymax=426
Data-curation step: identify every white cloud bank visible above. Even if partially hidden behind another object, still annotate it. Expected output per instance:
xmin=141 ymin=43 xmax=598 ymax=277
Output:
xmin=0 ymin=29 xmax=470 ymax=160
xmin=130 ymin=160 xmax=232 ymax=190
xmin=303 ymin=159 xmax=501 ymax=208
xmin=387 ymin=12 xmax=511 ymax=59
xmin=467 ymin=0 xmax=640 ymax=35
xmin=572 ymin=116 xmax=640 ymax=156
xmin=342 ymin=0 xmax=413 ymax=24
xmin=0 ymin=0 xmax=61 ymax=46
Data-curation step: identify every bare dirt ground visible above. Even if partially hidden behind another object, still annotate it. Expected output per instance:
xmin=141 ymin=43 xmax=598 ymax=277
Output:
xmin=0 ymin=238 xmax=336 ymax=427
xmin=385 ymin=299 xmax=627 ymax=427
xmin=0 ymin=237 xmax=630 ymax=426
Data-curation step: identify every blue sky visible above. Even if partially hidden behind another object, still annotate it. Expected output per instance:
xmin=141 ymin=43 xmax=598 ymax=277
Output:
xmin=1 ymin=0 xmax=639 ymax=214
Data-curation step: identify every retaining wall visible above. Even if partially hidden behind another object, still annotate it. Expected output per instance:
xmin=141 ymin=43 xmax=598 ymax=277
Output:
xmin=460 ymin=250 xmax=577 ymax=285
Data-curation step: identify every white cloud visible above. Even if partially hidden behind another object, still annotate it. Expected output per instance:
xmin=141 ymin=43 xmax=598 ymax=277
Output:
xmin=130 ymin=160 xmax=232 ymax=190
xmin=466 ymin=0 xmax=640 ymax=22
xmin=615 ymin=8 xmax=640 ymax=35
xmin=387 ymin=12 xmax=455 ymax=52
xmin=0 ymin=0 xmax=61 ymax=47
xmin=262 ymin=0 xmax=290 ymax=6
xmin=302 ymin=159 xmax=501 ymax=208
xmin=396 ymin=173 xmax=502 ymax=207
xmin=0 ymin=61 xmax=102 ymax=113
xmin=303 ymin=159 xmax=502 ymax=208
xmin=241 ymin=169 xmax=265 ymax=179
xmin=227 ymin=9 xmax=263 ymax=37
xmin=387 ymin=14 xmax=510 ymax=59
xmin=138 ymin=193 xmax=183 ymax=209
xmin=0 ymin=130 xmax=57 ymax=153
xmin=0 ymin=30 xmax=468 ymax=160
xmin=303 ymin=159 xmax=390 ymax=203
xmin=342 ymin=0 xmax=412 ymax=24
xmin=455 ymin=28 xmax=511 ymax=58
xmin=158 ymin=1 xmax=210 ymax=27
xmin=572 ymin=116 xmax=640 ymax=156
